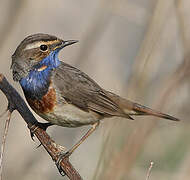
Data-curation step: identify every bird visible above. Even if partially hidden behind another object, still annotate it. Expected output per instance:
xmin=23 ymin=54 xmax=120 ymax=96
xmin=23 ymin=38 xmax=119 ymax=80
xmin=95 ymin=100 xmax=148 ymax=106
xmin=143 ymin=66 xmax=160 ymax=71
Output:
xmin=11 ymin=33 xmax=179 ymax=161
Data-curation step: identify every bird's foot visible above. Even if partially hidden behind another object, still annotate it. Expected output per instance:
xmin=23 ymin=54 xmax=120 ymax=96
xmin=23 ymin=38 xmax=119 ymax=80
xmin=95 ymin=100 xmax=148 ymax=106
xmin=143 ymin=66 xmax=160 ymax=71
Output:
xmin=55 ymin=151 xmax=71 ymax=176
xmin=30 ymin=122 xmax=53 ymax=141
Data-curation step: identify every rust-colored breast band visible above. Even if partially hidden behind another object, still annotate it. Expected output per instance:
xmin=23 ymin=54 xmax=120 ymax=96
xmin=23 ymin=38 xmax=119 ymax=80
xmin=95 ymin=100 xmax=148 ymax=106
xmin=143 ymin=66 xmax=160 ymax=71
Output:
xmin=27 ymin=88 xmax=57 ymax=114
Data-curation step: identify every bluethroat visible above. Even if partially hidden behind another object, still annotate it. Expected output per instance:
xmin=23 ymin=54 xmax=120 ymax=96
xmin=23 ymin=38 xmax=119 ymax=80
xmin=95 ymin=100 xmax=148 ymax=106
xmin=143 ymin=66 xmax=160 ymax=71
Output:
xmin=11 ymin=33 xmax=179 ymax=157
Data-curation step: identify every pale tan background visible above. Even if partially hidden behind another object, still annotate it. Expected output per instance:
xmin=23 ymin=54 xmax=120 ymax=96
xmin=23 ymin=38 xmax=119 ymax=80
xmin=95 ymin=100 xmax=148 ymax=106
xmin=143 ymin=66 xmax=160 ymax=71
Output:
xmin=0 ymin=0 xmax=190 ymax=179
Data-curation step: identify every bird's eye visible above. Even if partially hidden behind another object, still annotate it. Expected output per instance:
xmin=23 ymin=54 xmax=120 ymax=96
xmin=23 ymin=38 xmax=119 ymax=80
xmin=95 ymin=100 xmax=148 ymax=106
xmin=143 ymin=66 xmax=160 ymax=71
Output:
xmin=40 ymin=44 xmax=48 ymax=51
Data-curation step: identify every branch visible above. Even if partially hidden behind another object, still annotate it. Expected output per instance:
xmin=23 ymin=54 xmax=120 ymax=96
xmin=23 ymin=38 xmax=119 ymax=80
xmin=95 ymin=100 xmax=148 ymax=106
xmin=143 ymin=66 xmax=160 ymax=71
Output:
xmin=0 ymin=74 xmax=82 ymax=180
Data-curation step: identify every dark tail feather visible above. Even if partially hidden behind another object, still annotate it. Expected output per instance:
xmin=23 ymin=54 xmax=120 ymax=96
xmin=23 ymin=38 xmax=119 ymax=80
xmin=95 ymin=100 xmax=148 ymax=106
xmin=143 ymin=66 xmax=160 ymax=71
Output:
xmin=131 ymin=103 xmax=180 ymax=121
xmin=105 ymin=91 xmax=179 ymax=121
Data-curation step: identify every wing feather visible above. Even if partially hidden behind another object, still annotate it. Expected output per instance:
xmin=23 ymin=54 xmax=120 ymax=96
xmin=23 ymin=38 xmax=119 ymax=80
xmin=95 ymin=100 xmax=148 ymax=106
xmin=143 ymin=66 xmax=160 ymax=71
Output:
xmin=52 ymin=62 xmax=132 ymax=119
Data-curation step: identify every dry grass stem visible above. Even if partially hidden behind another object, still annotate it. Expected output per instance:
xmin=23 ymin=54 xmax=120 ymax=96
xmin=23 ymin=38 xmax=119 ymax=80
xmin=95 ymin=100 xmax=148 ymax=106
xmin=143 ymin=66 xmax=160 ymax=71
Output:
xmin=145 ymin=161 xmax=154 ymax=180
xmin=102 ymin=53 xmax=188 ymax=179
xmin=175 ymin=0 xmax=190 ymax=53
xmin=0 ymin=111 xmax=11 ymax=180
xmin=127 ymin=0 xmax=175 ymax=99
xmin=96 ymin=1 xmax=180 ymax=179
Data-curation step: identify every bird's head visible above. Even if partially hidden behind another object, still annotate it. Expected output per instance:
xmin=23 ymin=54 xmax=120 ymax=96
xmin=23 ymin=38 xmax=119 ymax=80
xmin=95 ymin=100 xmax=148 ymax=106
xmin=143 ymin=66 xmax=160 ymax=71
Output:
xmin=11 ymin=33 xmax=78 ymax=81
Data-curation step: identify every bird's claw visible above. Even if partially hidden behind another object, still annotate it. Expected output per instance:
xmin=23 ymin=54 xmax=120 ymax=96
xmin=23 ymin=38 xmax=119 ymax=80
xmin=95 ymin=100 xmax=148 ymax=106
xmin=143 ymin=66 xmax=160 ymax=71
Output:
xmin=29 ymin=122 xmax=53 ymax=141
xmin=55 ymin=151 xmax=71 ymax=176
xmin=37 ymin=122 xmax=53 ymax=131
xmin=30 ymin=130 xmax=35 ymax=141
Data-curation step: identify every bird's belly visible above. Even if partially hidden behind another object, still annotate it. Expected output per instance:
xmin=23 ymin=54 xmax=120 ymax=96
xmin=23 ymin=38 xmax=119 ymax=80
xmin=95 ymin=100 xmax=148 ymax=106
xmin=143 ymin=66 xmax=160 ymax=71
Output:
xmin=37 ymin=103 xmax=100 ymax=127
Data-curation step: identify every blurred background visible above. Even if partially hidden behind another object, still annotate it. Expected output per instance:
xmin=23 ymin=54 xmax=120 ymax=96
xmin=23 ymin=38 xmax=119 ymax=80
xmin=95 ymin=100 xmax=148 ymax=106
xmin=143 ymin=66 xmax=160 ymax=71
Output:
xmin=0 ymin=0 xmax=189 ymax=179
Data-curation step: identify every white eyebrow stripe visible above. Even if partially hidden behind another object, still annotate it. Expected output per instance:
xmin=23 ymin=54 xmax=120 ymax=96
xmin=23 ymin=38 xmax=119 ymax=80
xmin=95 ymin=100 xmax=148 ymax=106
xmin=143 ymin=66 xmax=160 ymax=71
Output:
xmin=24 ymin=40 xmax=60 ymax=50
xmin=24 ymin=41 xmax=43 ymax=50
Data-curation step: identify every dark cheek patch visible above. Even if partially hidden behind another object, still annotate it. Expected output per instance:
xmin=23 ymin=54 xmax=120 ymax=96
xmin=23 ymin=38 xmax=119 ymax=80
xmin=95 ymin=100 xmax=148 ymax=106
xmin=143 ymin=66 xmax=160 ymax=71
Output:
xmin=24 ymin=49 xmax=50 ymax=61
xmin=27 ymin=88 xmax=57 ymax=113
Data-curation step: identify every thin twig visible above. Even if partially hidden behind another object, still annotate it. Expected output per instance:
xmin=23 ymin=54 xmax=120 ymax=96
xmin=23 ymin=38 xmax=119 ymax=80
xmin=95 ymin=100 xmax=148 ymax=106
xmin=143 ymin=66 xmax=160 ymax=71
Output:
xmin=145 ymin=161 xmax=154 ymax=180
xmin=0 ymin=111 xmax=11 ymax=180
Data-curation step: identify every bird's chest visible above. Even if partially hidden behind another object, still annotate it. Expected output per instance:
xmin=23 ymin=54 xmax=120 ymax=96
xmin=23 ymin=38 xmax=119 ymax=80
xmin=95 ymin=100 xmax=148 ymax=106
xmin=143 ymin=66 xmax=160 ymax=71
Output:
xmin=26 ymin=87 xmax=57 ymax=114
xmin=20 ymin=67 xmax=58 ymax=114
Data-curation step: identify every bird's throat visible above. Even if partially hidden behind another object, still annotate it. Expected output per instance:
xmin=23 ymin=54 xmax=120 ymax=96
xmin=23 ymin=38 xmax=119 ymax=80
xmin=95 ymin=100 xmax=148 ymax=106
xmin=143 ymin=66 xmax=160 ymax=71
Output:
xmin=19 ymin=51 xmax=60 ymax=100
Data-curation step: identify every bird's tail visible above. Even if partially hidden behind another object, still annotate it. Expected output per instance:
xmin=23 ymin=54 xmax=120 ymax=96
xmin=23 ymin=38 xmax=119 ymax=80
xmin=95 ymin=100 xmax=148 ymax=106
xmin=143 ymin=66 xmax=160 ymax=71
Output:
xmin=106 ymin=91 xmax=179 ymax=121
xmin=127 ymin=102 xmax=179 ymax=121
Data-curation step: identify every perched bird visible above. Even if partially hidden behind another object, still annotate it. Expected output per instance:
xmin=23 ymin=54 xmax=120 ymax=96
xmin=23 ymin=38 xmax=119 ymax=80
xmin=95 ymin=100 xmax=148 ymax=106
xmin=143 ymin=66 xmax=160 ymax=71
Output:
xmin=11 ymin=33 xmax=179 ymax=157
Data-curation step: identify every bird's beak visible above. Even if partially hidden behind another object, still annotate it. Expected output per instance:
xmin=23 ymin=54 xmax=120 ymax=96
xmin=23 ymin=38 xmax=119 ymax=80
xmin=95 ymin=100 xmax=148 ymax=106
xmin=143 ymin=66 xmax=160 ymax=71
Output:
xmin=60 ymin=40 xmax=78 ymax=48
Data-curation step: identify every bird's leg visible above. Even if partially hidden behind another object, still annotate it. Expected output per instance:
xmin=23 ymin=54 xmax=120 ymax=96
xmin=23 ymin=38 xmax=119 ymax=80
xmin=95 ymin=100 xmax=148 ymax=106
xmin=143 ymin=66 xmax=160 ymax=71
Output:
xmin=68 ymin=121 xmax=99 ymax=155
xmin=55 ymin=121 xmax=99 ymax=176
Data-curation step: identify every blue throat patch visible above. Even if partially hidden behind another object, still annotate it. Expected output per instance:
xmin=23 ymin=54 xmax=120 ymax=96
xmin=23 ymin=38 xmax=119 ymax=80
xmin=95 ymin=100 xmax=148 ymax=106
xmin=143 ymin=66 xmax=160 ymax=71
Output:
xmin=20 ymin=50 xmax=61 ymax=100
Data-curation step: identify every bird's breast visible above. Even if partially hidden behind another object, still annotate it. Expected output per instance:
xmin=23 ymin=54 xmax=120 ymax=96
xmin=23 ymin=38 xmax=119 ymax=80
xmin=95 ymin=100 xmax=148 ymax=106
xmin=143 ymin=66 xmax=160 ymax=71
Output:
xmin=26 ymin=87 xmax=57 ymax=114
